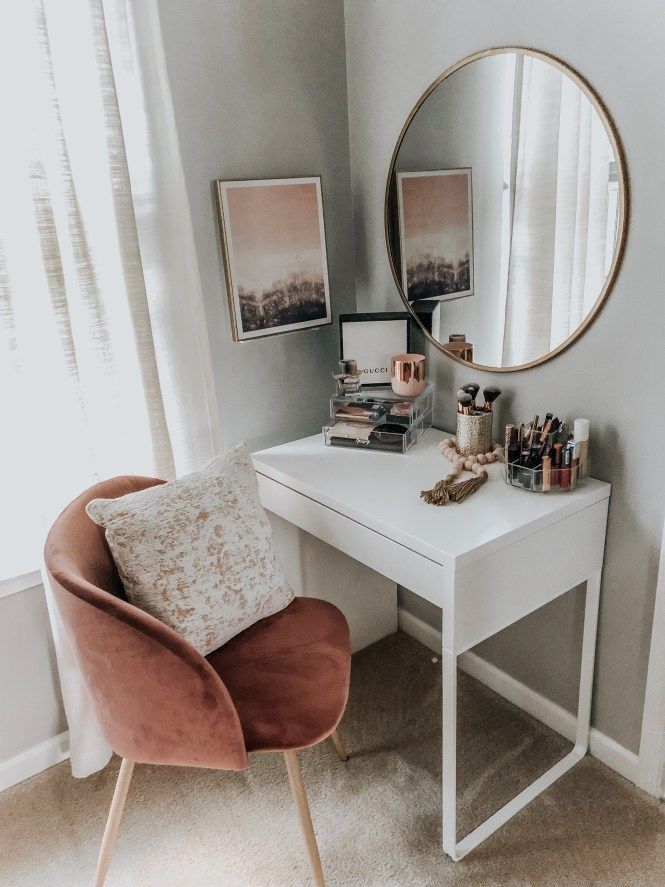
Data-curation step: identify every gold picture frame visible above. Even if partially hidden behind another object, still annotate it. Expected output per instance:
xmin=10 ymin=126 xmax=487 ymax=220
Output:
xmin=215 ymin=176 xmax=332 ymax=342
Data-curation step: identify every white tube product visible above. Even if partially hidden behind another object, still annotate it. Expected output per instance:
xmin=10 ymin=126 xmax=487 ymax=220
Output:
xmin=574 ymin=418 xmax=590 ymax=478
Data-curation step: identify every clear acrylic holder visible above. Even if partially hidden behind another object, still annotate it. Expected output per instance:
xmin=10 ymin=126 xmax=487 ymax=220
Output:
xmin=503 ymin=420 xmax=589 ymax=493
xmin=504 ymin=460 xmax=586 ymax=493
xmin=324 ymin=405 xmax=433 ymax=454
xmin=330 ymin=383 xmax=433 ymax=427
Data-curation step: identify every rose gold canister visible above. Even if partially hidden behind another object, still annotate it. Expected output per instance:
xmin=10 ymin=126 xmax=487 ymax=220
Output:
xmin=390 ymin=353 xmax=426 ymax=396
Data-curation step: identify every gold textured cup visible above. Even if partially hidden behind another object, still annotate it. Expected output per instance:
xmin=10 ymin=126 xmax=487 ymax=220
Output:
xmin=390 ymin=353 xmax=426 ymax=396
xmin=456 ymin=411 xmax=493 ymax=456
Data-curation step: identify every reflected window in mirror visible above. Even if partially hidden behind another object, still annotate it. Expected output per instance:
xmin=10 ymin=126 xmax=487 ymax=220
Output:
xmin=386 ymin=49 xmax=627 ymax=371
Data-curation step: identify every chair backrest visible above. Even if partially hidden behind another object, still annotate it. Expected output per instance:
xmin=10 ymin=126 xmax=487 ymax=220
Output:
xmin=44 ymin=477 xmax=247 ymax=771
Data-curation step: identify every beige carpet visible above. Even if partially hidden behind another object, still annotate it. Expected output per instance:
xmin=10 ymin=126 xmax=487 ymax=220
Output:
xmin=1 ymin=632 xmax=663 ymax=886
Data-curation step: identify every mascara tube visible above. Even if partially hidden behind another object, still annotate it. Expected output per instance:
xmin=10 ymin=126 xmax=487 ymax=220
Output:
xmin=552 ymin=442 xmax=563 ymax=488
xmin=560 ymin=443 xmax=572 ymax=490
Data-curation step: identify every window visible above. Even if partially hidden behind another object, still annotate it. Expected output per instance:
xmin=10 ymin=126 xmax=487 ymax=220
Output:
xmin=0 ymin=0 xmax=217 ymax=580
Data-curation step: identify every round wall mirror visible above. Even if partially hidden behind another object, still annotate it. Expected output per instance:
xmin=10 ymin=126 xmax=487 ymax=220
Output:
xmin=385 ymin=48 xmax=627 ymax=371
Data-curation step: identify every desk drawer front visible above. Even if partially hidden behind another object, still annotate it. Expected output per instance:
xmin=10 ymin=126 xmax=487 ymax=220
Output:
xmin=257 ymin=473 xmax=445 ymax=607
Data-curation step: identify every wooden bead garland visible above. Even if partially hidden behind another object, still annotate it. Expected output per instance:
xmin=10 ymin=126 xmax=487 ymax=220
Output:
xmin=420 ymin=437 xmax=504 ymax=506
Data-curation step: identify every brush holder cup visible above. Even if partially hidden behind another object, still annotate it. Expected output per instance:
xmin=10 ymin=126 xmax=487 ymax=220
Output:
xmin=456 ymin=411 xmax=493 ymax=456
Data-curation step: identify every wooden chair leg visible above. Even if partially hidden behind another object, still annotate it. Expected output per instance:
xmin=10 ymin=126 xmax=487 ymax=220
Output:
xmin=283 ymin=750 xmax=325 ymax=887
xmin=94 ymin=758 xmax=135 ymax=887
xmin=329 ymin=728 xmax=348 ymax=762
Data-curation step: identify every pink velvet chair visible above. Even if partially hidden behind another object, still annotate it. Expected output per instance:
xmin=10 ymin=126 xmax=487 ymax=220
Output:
xmin=44 ymin=477 xmax=351 ymax=887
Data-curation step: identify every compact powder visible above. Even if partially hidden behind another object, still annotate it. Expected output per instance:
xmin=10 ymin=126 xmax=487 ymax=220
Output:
xmin=372 ymin=423 xmax=407 ymax=434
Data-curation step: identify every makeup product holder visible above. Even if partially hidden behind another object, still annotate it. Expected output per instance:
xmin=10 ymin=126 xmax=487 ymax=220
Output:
xmin=324 ymin=384 xmax=433 ymax=454
xmin=456 ymin=411 xmax=493 ymax=456
xmin=504 ymin=461 xmax=585 ymax=493
xmin=504 ymin=423 xmax=589 ymax=493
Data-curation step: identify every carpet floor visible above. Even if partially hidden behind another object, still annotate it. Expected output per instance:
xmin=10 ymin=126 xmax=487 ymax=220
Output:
xmin=1 ymin=631 xmax=663 ymax=886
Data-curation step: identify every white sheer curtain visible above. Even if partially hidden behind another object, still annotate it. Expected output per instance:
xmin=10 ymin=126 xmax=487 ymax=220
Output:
xmin=0 ymin=0 xmax=220 ymax=775
xmin=502 ymin=56 xmax=615 ymax=366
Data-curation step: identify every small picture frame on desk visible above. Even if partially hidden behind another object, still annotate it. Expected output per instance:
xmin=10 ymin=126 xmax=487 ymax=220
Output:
xmin=339 ymin=312 xmax=410 ymax=387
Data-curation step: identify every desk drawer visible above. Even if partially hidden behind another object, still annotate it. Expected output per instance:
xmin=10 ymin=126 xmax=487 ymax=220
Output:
xmin=257 ymin=472 xmax=446 ymax=607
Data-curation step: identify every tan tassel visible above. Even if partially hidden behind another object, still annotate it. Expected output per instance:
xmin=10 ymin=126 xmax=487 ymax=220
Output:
xmin=420 ymin=471 xmax=457 ymax=505
xmin=421 ymin=470 xmax=488 ymax=506
xmin=448 ymin=472 xmax=488 ymax=503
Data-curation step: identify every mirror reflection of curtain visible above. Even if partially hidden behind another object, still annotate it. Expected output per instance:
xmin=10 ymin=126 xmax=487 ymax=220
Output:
xmin=501 ymin=56 xmax=615 ymax=366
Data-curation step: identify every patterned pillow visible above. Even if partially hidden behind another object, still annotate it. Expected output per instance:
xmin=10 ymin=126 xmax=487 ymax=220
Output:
xmin=85 ymin=443 xmax=293 ymax=655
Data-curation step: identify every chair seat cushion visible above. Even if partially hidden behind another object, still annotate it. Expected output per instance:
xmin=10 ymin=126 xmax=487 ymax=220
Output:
xmin=207 ymin=597 xmax=350 ymax=752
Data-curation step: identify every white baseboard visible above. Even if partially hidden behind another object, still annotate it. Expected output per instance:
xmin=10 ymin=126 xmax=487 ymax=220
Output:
xmin=398 ymin=606 xmax=443 ymax=656
xmin=398 ymin=607 xmax=640 ymax=787
xmin=0 ymin=731 xmax=69 ymax=793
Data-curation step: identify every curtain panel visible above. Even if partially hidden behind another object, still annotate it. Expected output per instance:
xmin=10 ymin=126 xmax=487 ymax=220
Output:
xmin=0 ymin=0 xmax=220 ymax=775
xmin=502 ymin=56 xmax=613 ymax=366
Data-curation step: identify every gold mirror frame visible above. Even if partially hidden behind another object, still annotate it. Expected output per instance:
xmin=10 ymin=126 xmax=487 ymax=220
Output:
xmin=384 ymin=47 xmax=629 ymax=373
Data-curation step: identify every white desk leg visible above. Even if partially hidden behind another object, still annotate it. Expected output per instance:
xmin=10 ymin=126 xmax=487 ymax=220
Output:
xmin=446 ymin=570 xmax=603 ymax=861
xmin=441 ymin=648 xmax=458 ymax=859
xmin=575 ymin=569 xmax=602 ymax=754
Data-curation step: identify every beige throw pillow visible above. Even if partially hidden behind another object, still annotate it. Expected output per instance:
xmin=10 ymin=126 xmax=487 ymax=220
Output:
xmin=86 ymin=442 xmax=293 ymax=655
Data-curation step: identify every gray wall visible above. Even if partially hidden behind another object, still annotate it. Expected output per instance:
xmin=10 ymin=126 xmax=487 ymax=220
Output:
xmin=344 ymin=0 xmax=665 ymax=752
xmin=0 ymin=584 xmax=66 ymax=762
xmin=155 ymin=0 xmax=356 ymax=453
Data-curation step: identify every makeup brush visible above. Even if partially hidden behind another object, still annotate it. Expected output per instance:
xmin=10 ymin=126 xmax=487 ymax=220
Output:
xmin=482 ymin=386 xmax=501 ymax=412
xmin=457 ymin=392 xmax=473 ymax=415
xmin=539 ymin=416 xmax=554 ymax=442
xmin=462 ymin=382 xmax=480 ymax=402
xmin=528 ymin=416 xmax=539 ymax=445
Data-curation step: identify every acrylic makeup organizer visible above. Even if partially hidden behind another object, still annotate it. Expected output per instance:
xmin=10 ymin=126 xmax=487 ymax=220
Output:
xmin=504 ymin=460 xmax=585 ymax=493
xmin=324 ymin=384 xmax=433 ymax=454
xmin=504 ymin=422 xmax=589 ymax=493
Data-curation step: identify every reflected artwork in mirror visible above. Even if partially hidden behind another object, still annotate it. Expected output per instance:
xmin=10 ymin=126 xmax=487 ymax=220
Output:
xmin=386 ymin=48 xmax=627 ymax=371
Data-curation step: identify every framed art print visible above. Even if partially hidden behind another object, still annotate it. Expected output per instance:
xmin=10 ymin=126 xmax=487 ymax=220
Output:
xmin=215 ymin=176 xmax=332 ymax=341
xmin=396 ymin=169 xmax=474 ymax=302
xmin=339 ymin=312 xmax=411 ymax=387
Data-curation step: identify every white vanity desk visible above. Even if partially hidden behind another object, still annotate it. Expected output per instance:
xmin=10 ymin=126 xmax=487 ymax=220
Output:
xmin=252 ymin=429 xmax=610 ymax=860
